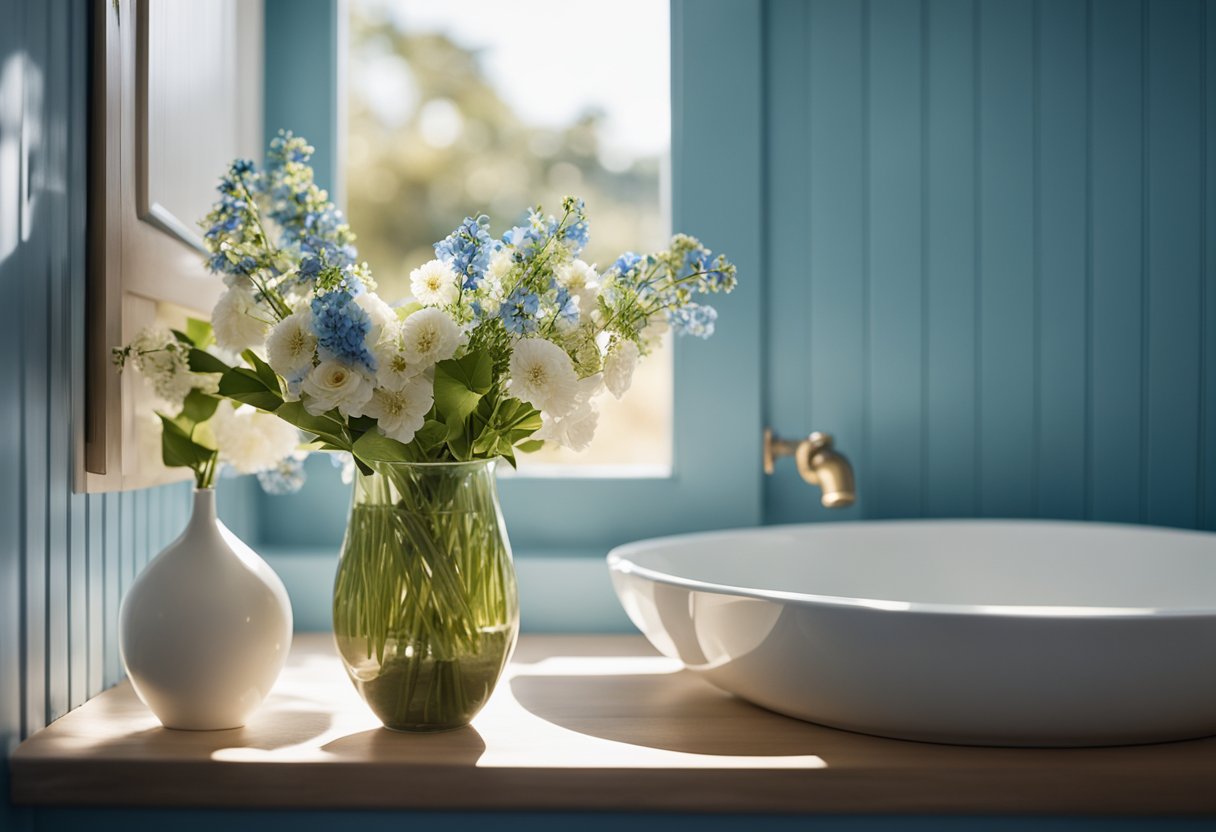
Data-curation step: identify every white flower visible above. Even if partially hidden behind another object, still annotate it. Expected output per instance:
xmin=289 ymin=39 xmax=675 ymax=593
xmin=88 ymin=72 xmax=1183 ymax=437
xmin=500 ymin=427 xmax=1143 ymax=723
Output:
xmin=555 ymin=259 xmax=599 ymax=311
xmin=364 ymin=376 xmax=434 ymax=444
xmin=265 ymin=309 xmax=317 ymax=379
xmin=409 ymin=259 xmax=461 ymax=307
xmin=372 ymin=331 xmax=425 ymax=390
xmin=509 ymin=338 xmax=579 ymax=416
xmin=300 ymin=359 xmax=374 ymax=417
xmin=487 ymin=248 xmax=515 ymax=283
xmin=211 ymin=287 xmax=270 ymax=352
xmin=399 ymin=307 xmax=461 ymax=366
xmin=212 ymin=403 xmax=301 ymax=474
xmin=535 ymin=401 xmax=600 ymax=452
xmin=129 ymin=328 xmax=195 ymax=405
xmin=355 ymin=292 xmax=396 ymax=345
xmin=603 ymin=339 xmax=640 ymax=399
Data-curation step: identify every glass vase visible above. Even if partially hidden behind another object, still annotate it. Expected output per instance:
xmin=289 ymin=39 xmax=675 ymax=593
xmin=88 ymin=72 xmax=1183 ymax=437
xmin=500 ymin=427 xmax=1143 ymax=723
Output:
xmin=333 ymin=459 xmax=519 ymax=732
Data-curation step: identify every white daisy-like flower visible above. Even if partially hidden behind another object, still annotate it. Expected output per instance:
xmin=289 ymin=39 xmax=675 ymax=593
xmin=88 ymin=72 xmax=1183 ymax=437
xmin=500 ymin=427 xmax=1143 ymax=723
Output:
xmin=300 ymin=359 xmax=374 ymax=417
xmin=211 ymin=287 xmax=270 ymax=352
xmin=603 ymin=339 xmax=640 ymax=399
xmin=409 ymin=259 xmax=461 ymax=307
xmin=265 ymin=308 xmax=317 ymax=379
xmin=508 ymin=338 xmax=579 ymax=417
xmin=399 ymin=307 xmax=461 ymax=366
xmin=212 ymin=402 xmax=301 ymax=474
xmin=355 ymin=292 xmax=397 ymax=345
xmin=535 ymin=401 xmax=600 ymax=452
xmin=371 ymin=333 xmax=424 ymax=390
xmin=555 ymin=259 xmax=600 ymax=311
xmin=363 ymin=376 xmax=435 ymax=445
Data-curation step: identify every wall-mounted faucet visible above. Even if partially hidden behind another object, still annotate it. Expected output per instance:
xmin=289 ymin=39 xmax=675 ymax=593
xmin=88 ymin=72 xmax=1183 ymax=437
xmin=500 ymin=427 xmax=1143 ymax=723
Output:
xmin=763 ymin=428 xmax=856 ymax=508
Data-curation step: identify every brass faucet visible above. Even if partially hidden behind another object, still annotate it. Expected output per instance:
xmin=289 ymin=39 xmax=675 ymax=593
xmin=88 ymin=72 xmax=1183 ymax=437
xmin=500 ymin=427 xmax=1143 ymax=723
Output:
xmin=763 ymin=428 xmax=856 ymax=508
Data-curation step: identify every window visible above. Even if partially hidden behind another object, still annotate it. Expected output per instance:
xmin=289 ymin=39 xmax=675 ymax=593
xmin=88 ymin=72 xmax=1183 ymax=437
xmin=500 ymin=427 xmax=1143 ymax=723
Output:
xmin=346 ymin=0 xmax=672 ymax=470
xmin=261 ymin=0 xmax=763 ymax=556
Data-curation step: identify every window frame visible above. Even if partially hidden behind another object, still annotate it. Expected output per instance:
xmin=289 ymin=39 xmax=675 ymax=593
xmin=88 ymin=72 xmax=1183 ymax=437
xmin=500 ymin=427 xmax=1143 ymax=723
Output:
xmin=260 ymin=0 xmax=765 ymax=555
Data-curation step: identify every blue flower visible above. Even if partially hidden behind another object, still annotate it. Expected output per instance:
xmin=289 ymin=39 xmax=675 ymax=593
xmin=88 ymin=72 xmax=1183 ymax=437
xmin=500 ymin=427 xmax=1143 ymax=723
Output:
xmin=435 ymin=215 xmax=499 ymax=290
xmin=297 ymin=255 xmax=325 ymax=283
xmin=667 ymin=303 xmax=718 ymax=339
xmin=555 ymin=287 xmax=579 ymax=326
xmin=500 ymin=286 xmax=540 ymax=335
xmin=561 ymin=217 xmax=589 ymax=255
xmin=502 ymin=208 xmax=559 ymax=263
xmin=610 ymin=251 xmax=643 ymax=277
xmin=558 ymin=197 xmax=589 ymax=255
xmin=310 ymin=285 xmax=375 ymax=371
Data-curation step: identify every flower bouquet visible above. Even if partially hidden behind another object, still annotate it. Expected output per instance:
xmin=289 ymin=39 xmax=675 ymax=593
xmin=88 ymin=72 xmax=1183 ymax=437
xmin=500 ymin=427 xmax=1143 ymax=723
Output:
xmin=136 ymin=132 xmax=738 ymax=730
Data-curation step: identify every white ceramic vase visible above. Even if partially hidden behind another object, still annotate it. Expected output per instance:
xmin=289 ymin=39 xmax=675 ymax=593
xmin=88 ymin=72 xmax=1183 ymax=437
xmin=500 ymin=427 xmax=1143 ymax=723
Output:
xmin=119 ymin=488 xmax=292 ymax=730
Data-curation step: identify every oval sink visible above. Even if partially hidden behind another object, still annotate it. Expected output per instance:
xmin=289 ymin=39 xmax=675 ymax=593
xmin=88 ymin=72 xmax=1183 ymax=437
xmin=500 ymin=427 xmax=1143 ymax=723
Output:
xmin=607 ymin=520 xmax=1216 ymax=747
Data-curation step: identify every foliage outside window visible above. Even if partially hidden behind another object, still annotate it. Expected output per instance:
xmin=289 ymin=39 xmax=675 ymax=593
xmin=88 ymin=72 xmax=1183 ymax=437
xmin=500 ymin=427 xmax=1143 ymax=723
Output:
xmin=346 ymin=0 xmax=672 ymax=469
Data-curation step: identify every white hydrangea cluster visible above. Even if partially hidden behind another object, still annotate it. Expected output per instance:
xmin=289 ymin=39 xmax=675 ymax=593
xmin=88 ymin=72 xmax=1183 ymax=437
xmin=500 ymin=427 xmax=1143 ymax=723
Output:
xmin=124 ymin=328 xmax=199 ymax=406
xmin=212 ymin=402 xmax=303 ymax=475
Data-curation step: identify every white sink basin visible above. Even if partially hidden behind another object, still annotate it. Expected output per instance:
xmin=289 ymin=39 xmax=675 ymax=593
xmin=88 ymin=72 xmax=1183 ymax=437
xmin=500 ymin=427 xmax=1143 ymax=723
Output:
xmin=607 ymin=520 xmax=1216 ymax=747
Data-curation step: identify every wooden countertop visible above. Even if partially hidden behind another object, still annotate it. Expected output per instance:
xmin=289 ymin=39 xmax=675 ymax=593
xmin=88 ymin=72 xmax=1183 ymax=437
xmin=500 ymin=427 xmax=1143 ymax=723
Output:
xmin=11 ymin=633 xmax=1216 ymax=815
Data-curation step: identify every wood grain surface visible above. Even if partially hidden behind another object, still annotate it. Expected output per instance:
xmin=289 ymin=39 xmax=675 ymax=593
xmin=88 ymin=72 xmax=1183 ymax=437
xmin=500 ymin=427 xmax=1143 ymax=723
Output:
xmin=11 ymin=633 xmax=1216 ymax=814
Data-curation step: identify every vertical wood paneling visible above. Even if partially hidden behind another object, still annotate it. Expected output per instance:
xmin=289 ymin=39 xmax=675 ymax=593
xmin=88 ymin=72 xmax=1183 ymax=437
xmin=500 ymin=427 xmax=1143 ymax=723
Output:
xmin=86 ymin=494 xmax=103 ymax=697
xmin=1206 ymin=0 xmax=1216 ymax=530
xmin=1089 ymin=0 xmax=1145 ymax=521
xmin=807 ymin=0 xmax=866 ymax=521
xmin=1145 ymin=0 xmax=1204 ymax=527
xmin=21 ymin=0 xmax=49 ymax=736
xmin=44 ymin=0 xmax=70 ymax=724
xmin=924 ymin=0 xmax=978 ymax=517
xmin=867 ymin=0 xmax=925 ymax=518
xmin=1036 ymin=0 xmax=1088 ymax=519
xmin=103 ymin=493 xmax=120 ymax=688
xmin=0 ymin=0 xmax=28 ymax=767
xmin=763 ymin=0 xmax=812 ymax=524
xmin=67 ymin=0 xmax=90 ymax=713
xmin=121 ymin=491 xmax=134 ymax=600
xmin=978 ymin=0 xmax=1036 ymax=516
xmin=762 ymin=0 xmax=1212 ymax=530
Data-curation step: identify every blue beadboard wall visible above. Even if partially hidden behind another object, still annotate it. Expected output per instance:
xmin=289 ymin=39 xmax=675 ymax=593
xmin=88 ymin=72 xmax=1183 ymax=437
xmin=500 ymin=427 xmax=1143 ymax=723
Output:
xmin=765 ymin=0 xmax=1216 ymax=530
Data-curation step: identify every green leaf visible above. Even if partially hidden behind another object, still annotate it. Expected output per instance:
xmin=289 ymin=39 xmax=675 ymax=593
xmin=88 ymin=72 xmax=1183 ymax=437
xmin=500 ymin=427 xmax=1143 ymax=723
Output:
xmin=445 ymin=423 xmax=473 ymax=461
xmin=187 ymin=348 xmax=232 ymax=375
xmin=492 ymin=397 xmax=543 ymax=443
xmin=170 ymin=329 xmax=193 ymax=346
xmin=218 ymin=367 xmax=284 ymax=411
xmin=413 ymin=419 xmax=449 ymax=455
xmin=498 ymin=444 xmax=518 ymax=470
xmin=347 ymin=415 xmax=377 ymax=434
xmin=241 ymin=349 xmax=281 ymax=394
xmin=432 ymin=352 xmax=493 ymax=431
xmin=186 ymin=317 xmax=214 ymax=349
xmin=352 ymin=429 xmax=420 ymax=466
xmin=274 ymin=400 xmax=351 ymax=449
xmin=517 ymin=439 xmax=545 ymax=454
xmin=158 ymin=413 xmax=214 ymax=470
xmin=180 ymin=389 xmax=220 ymax=424
xmin=472 ymin=429 xmax=500 ymax=456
